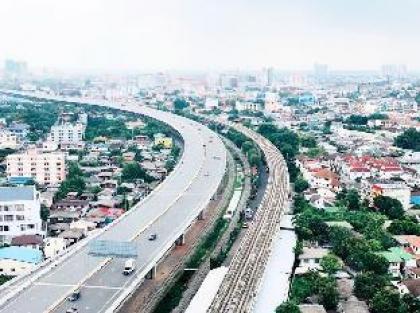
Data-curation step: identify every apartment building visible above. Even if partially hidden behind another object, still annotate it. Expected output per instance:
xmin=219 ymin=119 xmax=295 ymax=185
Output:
xmin=0 ymin=186 xmax=45 ymax=244
xmin=6 ymin=149 xmax=66 ymax=186
xmin=0 ymin=129 xmax=19 ymax=149
xmin=48 ymin=122 xmax=85 ymax=149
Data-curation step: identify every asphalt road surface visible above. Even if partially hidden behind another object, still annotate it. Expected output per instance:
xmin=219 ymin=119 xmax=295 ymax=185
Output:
xmin=0 ymin=93 xmax=227 ymax=313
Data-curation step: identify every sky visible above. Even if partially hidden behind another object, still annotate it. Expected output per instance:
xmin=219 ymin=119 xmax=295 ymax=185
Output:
xmin=0 ymin=0 xmax=419 ymax=72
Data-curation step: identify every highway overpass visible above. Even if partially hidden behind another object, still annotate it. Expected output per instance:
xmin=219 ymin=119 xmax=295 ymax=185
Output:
xmin=0 ymin=92 xmax=227 ymax=313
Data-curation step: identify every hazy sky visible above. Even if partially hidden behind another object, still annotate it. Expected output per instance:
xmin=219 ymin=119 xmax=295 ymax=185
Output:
xmin=1 ymin=0 xmax=419 ymax=72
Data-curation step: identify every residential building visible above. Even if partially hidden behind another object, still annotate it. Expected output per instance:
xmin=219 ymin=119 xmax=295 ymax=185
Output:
xmin=154 ymin=133 xmax=173 ymax=148
xmin=48 ymin=122 xmax=85 ymax=149
xmin=43 ymin=237 xmax=67 ymax=259
xmin=377 ymin=247 xmax=415 ymax=278
xmin=0 ymin=186 xmax=44 ymax=244
xmin=7 ymin=122 xmax=29 ymax=140
xmin=6 ymin=149 xmax=66 ymax=186
xmin=11 ymin=234 xmax=43 ymax=250
xmin=0 ymin=129 xmax=19 ymax=149
xmin=296 ymin=247 xmax=329 ymax=274
xmin=0 ymin=246 xmax=43 ymax=276
xmin=371 ymin=182 xmax=411 ymax=210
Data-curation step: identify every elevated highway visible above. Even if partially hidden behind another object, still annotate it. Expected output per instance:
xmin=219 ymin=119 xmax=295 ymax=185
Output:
xmin=0 ymin=91 xmax=227 ymax=313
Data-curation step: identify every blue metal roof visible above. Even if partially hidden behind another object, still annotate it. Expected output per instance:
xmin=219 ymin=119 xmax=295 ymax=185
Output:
xmin=0 ymin=186 xmax=35 ymax=201
xmin=7 ymin=176 xmax=34 ymax=185
xmin=0 ymin=247 xmax=43 ymax=264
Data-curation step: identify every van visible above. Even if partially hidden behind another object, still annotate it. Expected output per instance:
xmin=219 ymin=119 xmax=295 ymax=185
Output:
xmin=123 ymin=258 xmax=136 ymax=275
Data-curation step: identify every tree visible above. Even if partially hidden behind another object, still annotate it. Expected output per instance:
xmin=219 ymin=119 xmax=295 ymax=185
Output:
xmin=121 ymin=162 xmax=152 ymax=182
xmin=388 ymin=217 xmax=420 ymax=235
xmin=371 ymin=289 xmax=403 ymax=313
xmin=345 ymin=189 xmax=361 ymax=211
xmin=55 ymin=176 xmax=86 ymax=200
xmin=300 ymin=135 xmax=317 ymax=148
xmin=354 ymin=273 xmax=389 ymax=301
xmin=374 ymin=196 xmax=404 ymax=219
xmin=275 ymin=301 xmax=300 ymax=313
xmin=173 ymin=98 xmax=188 ymax=111
xmin=394 ymin=128 xmax=420 ymax=151
xmin=346 ymin=114 xmax=368 ymax=125
xmin=40 ymin=204 xmax=50 ymax=221
xmin=415 ymin=92 xmax=420 ymax=105
xmin=320 ymin=254 xmax=341 ymax=275
xmin=294 ymin=177 xmax=309 ymax=193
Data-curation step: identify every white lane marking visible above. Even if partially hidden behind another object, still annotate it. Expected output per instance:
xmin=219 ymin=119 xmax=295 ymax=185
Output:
xmin=34 ymin=282 xmax=123 ymax=291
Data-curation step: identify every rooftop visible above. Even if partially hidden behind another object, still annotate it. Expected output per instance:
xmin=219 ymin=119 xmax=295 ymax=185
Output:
xmin=0 ymin=186 xmax=36 ymax=202
xmin=0 ymin=246 xmax=43 ymax=264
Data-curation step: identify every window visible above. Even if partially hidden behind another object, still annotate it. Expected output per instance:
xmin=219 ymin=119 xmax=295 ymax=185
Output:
xmin=4 ymin=215 xmax=13 ymax=222
xmin=3 ymin=226 xmax=9 ymax=231
xmin=27 ymin=224 xmax=35 ymax=229
xmin=15 ymin=204 xmax=24 ymax=211
xmin=16 ymin=215 xmax=24 ymax=221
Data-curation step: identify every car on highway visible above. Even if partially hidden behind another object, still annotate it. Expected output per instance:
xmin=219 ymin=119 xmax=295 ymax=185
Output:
xmin=123 ymin=258 xmax=136 ymax=275
xmin=148 ymin=233 xmax=157 ymax=241
xmin=67 ymin=290 xmax=81 ymax=302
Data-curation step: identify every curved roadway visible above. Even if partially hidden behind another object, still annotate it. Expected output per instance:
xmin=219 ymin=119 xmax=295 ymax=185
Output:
xmin=0 ymin=92 xmax=227 ymax=313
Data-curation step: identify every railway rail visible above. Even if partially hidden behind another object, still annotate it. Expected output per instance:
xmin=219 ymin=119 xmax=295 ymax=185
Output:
xmin=207 ymin=122 xmax=290 ymax=313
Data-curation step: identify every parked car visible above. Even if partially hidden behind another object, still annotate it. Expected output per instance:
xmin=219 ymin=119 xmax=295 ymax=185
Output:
xmin=148 ymin=233 xmax=157 ymax=241
xmin=66 ymin=307 xmax=78 ymax=313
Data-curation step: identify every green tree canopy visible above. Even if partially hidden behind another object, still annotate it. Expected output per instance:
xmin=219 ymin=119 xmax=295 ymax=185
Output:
xmin=394 ymin=128 xmax=420 ymax=151
xmin=275 ymin=301 xmax=300 ymax=313
xmin=320 ymin=254 xmax=342 ymax=275
xmin=121 ymin=162 xmax=153 ymax=183
xmin=374 ymin=195 xmax=404 ymax=219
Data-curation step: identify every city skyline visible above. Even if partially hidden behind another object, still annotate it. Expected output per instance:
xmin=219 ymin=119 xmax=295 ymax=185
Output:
xmin=1 ymin=0 xmax=420 ymax=72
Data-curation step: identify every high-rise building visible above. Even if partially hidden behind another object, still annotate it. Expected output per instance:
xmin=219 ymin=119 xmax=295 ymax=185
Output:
xmin=6 ymin=149 xmax=66 ymax=186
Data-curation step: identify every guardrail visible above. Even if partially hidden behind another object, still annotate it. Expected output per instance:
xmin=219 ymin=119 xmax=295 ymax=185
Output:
xmin=207 ymin=122 xmax=290 ymax=313
xmin=0 ymin=91 xmax=226 ymax=313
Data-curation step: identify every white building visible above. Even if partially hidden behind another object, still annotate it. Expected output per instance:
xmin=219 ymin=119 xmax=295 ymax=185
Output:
xmin=43 ymin=237 xmax=67 ymax=259
xmin=0 ymin=186 xmax=45 ymax=244
xmin=204 ymin=98 xmax=219 ymax=109
xmin=0 ymin=246 xmax=43 ymax=276
xmin=235 ymin=101 xmax=262 ymax=112
xmin=48 ymin=122 xmax=85 ymax=149
xmin=6 ymin=149 xmax=66 ymax=186
xmin=0 ymin=129 xmax=19 ymax=149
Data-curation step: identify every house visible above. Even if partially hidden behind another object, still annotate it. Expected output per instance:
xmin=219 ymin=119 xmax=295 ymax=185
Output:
xmin=43 ymin=237 xmax=67 ymax=259
xmin=154 ymin=133 xmax=173 ymax=148
xmin=11 ymin=234 xmax=43 ymax=250
xmin=402 ymin=279 xmax=420 ymax=298
xmin=48 ymin=211 xmax=81 ymax=225
xmin=296 ymin=247 xmax=329 ymax=274
xmin=298 ymin=304 xmax=327 ymax=313
xmin=58 ymin=229 xmax=84 ymax=245
xmin=69 ymin=220 xmax=96 ymax=235
xmin=0 ymin=246 xmax=43 ymax=276
xmin=377 ymin=247 xmax=415 ymax=278
xmin=52 ymin=199 xmax=90 ymax=214
xmin=338 ymin=296 xmax=369 ymax=313
xmin=371 ymin=181 xmax=411 ymax=210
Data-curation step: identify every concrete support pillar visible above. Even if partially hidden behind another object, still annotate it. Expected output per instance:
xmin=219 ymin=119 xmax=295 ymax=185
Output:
xmin=175 ymin=234 xmax=185 ymax=246
xmin=146 ymin=266 xmax=156 ymax=279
